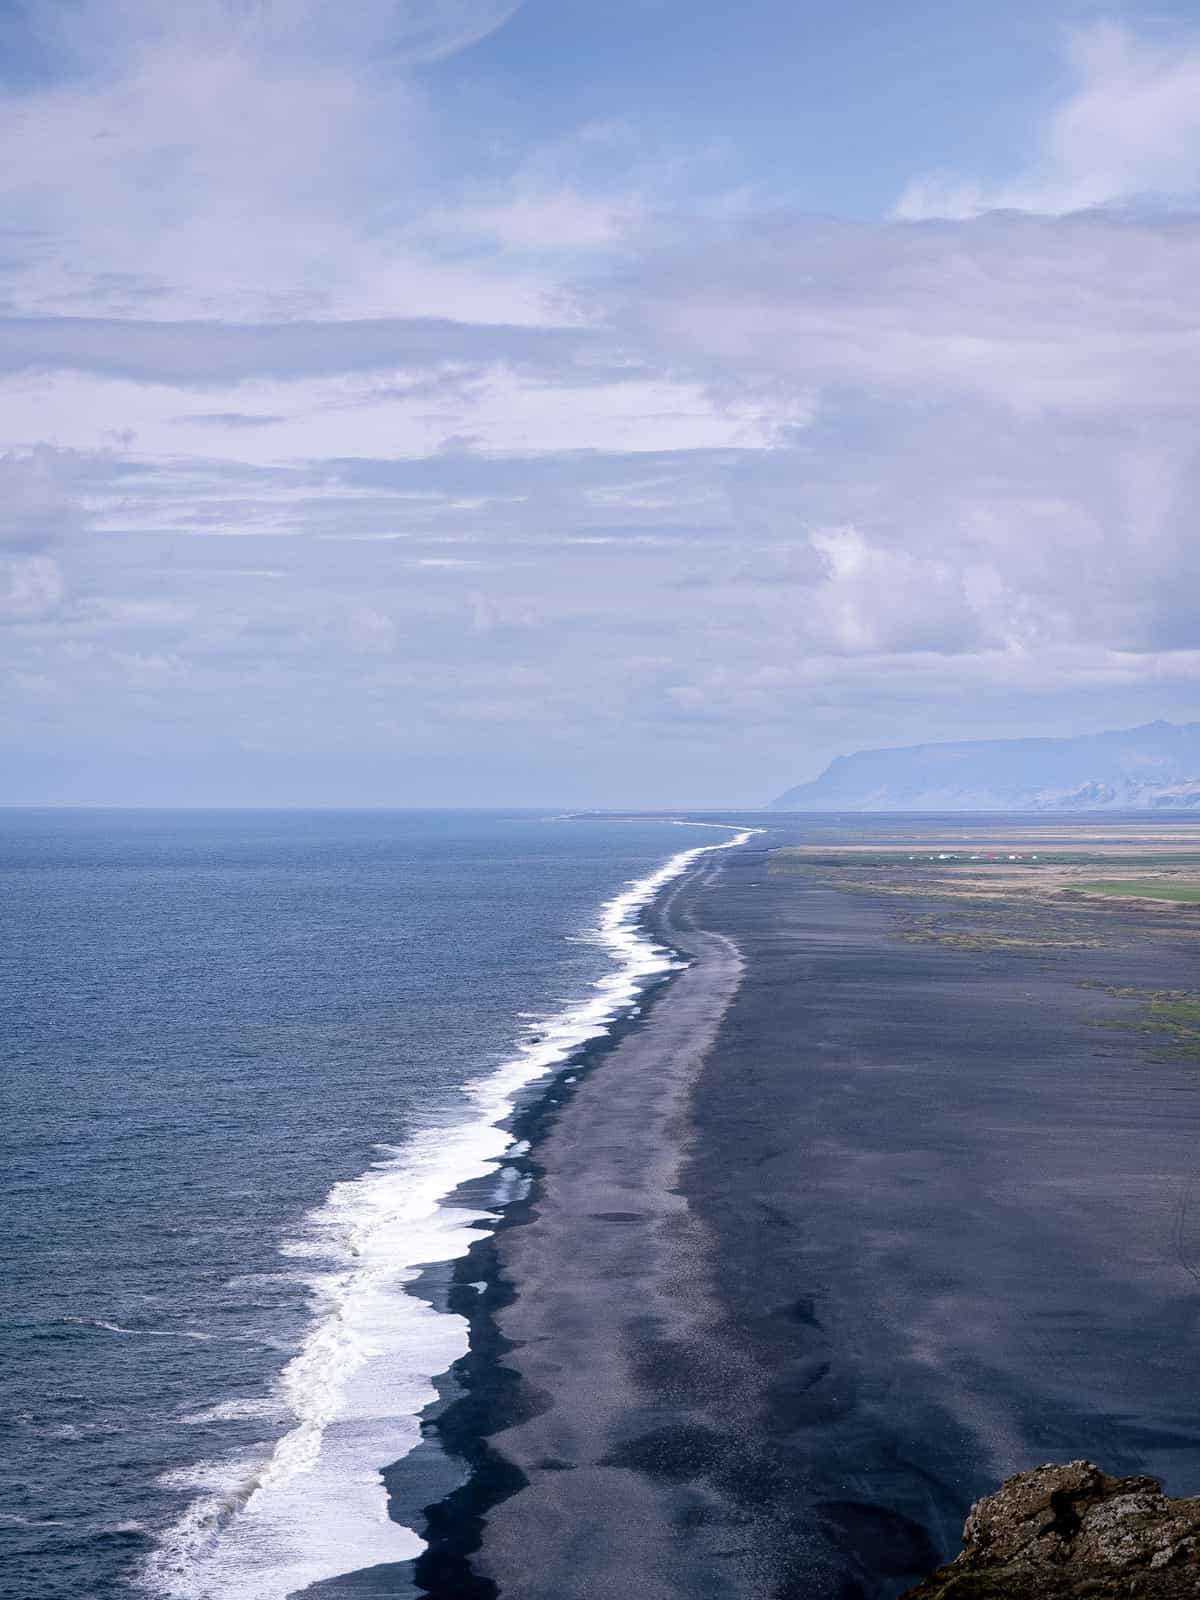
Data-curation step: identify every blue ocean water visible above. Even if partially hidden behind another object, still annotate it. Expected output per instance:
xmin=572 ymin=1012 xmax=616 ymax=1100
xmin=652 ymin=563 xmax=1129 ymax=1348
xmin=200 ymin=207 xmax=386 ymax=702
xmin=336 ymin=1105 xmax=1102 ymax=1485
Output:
xmin=0 ymin=809 xmax=727 ymax=1600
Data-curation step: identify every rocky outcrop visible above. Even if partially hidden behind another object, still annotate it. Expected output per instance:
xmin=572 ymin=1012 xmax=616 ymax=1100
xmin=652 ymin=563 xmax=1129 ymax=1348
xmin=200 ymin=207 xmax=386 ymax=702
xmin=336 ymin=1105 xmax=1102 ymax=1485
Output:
xmin=902 ymin=1461 xmax=1200 ymax=1598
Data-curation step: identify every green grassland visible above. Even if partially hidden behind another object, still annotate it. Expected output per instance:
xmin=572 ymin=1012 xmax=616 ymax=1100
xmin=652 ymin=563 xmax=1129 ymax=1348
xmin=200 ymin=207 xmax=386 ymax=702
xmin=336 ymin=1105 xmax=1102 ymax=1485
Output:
xmin=770 ymin=849 xmax=1200 ymax=872
xmin=1076 ymin=880 xmax=1200 ymax=902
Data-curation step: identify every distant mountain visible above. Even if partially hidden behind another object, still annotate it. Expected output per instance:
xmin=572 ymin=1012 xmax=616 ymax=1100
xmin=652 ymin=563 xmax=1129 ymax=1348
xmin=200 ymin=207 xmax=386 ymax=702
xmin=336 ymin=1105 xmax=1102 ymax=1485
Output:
xmin=771 ymin=720 xmax=1200 ymax=811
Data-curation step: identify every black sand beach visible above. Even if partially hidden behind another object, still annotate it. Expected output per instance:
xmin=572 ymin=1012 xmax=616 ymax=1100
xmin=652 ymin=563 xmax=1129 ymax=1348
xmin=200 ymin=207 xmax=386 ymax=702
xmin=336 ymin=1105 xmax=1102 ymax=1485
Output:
xmin=415 ymin=820 xmax=1200 ymax=1599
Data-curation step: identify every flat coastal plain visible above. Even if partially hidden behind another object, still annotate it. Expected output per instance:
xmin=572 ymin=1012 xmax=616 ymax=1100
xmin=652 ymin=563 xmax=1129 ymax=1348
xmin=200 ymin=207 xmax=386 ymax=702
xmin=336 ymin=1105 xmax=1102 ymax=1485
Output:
xmin=423 ymin=817 xmax=1200 ymax=1600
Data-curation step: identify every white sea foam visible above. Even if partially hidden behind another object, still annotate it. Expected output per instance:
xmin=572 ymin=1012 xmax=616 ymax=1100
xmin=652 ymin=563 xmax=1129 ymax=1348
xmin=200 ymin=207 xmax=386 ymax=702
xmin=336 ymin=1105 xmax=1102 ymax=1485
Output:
xmin=181 ymin=1400 xmax=288 ymax=1427
xmin=143 ymin=824 xmax=757 ymax=1600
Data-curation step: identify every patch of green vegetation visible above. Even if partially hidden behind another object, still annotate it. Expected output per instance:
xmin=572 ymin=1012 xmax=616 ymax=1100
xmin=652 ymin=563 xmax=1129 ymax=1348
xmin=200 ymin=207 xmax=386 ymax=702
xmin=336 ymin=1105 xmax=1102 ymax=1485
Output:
xmin=1081 ymin=982 xmax=1190 ymax=1000
xmin=770 ymin=849 xmax=1200 ymax=872
xmin=767 ymin=854 xmax=825 ymax=873
xmin=769 ymin=850 xmax=1046 ymax=870
xmin=1076 ymin=880 xmax=1200 ymax=902
xmin=897 ymin=910 xmax=1105 ymax=954
xmin=1149 ymin=999 xmax=1200 ymax=1029
xmin=1022 ymin=852 xmax=1200 ymax=866
xmin=901 ymin=926 xmax=1102 ymax=953
xmin=1089 ymin=986 xmax=1200 ymax=1061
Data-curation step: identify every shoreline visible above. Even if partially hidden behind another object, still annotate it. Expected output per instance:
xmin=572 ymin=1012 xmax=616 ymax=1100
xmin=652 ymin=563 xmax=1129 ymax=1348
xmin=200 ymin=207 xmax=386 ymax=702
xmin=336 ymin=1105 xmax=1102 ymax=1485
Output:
xmin=138 ymin=822 xmax=751 ymax=1600
xmin=391 ymin=840 xmax=761 ymax=1596
xmin=398 ymin=817 xmax=1200 ymax=1600
xmin=353 ymin=828 xmax=759 ymax=1599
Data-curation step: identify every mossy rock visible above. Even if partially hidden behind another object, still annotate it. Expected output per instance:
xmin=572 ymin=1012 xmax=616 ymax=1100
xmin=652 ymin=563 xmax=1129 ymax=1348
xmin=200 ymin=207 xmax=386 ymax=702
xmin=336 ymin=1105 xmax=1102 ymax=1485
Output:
xmin=902 ymin=1463 xmax=1200 ymax=1599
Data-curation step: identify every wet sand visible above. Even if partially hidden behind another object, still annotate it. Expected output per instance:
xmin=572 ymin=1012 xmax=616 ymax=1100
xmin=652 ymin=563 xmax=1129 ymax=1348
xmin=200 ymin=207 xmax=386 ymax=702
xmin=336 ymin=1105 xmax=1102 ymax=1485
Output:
xmin=469 ymin=850 xmax=760 ymax=1600
xmin=418 ymin=819 xmax=1200 ymax=1599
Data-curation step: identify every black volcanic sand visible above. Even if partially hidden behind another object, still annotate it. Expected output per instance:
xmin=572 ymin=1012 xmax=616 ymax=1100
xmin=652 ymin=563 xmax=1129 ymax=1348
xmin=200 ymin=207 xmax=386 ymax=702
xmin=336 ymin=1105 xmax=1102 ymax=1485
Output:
xmin=413 ymin=823 xmax=1200 ymax=1600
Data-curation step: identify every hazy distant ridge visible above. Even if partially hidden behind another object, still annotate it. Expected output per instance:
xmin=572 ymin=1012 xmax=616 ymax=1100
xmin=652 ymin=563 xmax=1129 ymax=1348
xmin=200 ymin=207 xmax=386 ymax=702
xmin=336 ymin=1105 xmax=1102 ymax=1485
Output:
xmin=771 ymin=720 xmax=1200 ymax=811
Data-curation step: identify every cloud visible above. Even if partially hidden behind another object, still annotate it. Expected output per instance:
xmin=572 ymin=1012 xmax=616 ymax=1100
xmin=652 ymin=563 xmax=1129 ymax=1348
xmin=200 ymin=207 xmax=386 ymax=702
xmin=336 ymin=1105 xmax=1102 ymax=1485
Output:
xmin=806 ymin=527 xmax=983 ymax=656
xmin=0 ymin=552 xmax=64 ymax=621
xmin=0 ymin=314 xmax=625 ymax=386
xmin=0 ymin=444 xmax=84 ymax=549
xmin=12 ymin=179 xmax=1200 ymax=791
xmin=0 ymin=0 xmax=532 ymax=324
xmin=0 ymin=446 xmax=85 ymax=620
xmin=28 ymin=0 xmax=522 ymax=69
xmin=6 ymin=9 xmax=1200 ymax=801
xmin=897 ymin=21 xmax=1200 ymax=219
xmin=174 ymin=412 xmax=289 ymax=429
xmin=595 ymin=207 xmax=1200 ymax=416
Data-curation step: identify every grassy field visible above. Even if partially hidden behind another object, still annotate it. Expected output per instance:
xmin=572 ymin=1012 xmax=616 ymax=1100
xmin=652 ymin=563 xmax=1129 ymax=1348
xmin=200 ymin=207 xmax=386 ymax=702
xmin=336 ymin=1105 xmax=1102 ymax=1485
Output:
xmin=1076 ymin=880 xmax=1200 ymax=902
xmin=770 ymin=849 xmax=1200 ymax=870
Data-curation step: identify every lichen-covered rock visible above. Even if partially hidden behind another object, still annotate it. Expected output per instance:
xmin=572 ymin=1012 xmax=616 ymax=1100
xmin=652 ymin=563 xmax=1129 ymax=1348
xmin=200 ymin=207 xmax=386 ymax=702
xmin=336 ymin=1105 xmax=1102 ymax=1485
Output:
xmin=902 ymin=1461 xmax=1200 ymax=1598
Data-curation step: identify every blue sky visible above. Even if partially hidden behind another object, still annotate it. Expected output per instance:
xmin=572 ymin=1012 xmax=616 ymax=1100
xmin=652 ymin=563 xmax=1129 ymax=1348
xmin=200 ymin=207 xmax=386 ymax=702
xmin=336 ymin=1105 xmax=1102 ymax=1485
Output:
xmin=447 ymin=0 xmax=1061 ymax=215
xmin=4 ymin=0 xmax=1200 ymax=805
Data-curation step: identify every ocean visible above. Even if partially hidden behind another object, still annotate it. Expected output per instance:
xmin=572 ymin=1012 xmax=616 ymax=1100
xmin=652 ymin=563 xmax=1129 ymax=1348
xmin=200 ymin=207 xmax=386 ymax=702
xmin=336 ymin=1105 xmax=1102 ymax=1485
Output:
xmin=0 ymin=808 xmax=741 ymax=1600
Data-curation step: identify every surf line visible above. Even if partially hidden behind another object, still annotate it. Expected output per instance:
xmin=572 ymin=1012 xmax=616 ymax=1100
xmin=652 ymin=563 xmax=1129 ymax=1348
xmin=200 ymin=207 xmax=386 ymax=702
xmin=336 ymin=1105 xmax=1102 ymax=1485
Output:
xmin=143 ymin=823 xmax=759 ymax=1600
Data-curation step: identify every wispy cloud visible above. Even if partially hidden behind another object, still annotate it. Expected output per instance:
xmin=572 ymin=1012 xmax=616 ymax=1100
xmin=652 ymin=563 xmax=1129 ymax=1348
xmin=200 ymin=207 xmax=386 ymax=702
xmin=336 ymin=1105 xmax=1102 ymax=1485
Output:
xmin=0 ymin=0 xmax=532 ymax=323
xmin=173 ymin=413 xmax=289 ymax=430
xmin=897 ymin=21 xmax=1200 ymax=219
xmin=0 ymin=315 xmax=629 ymax=386
xmin=6 ymin=5 xmax=1200 ymax=803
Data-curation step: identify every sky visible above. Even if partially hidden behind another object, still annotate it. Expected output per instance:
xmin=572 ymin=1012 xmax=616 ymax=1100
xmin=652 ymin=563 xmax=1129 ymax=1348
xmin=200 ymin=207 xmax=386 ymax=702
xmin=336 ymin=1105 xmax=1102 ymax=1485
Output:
xmin=4 ymin=0 xmax=1200 ymax=806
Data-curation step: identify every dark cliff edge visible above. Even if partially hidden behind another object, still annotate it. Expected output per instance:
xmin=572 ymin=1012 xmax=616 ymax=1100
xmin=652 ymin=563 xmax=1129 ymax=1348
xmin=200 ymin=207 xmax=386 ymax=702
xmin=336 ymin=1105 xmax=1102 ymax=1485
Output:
xmin=901 ymin=1462 xmax=1200 ymax=1598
